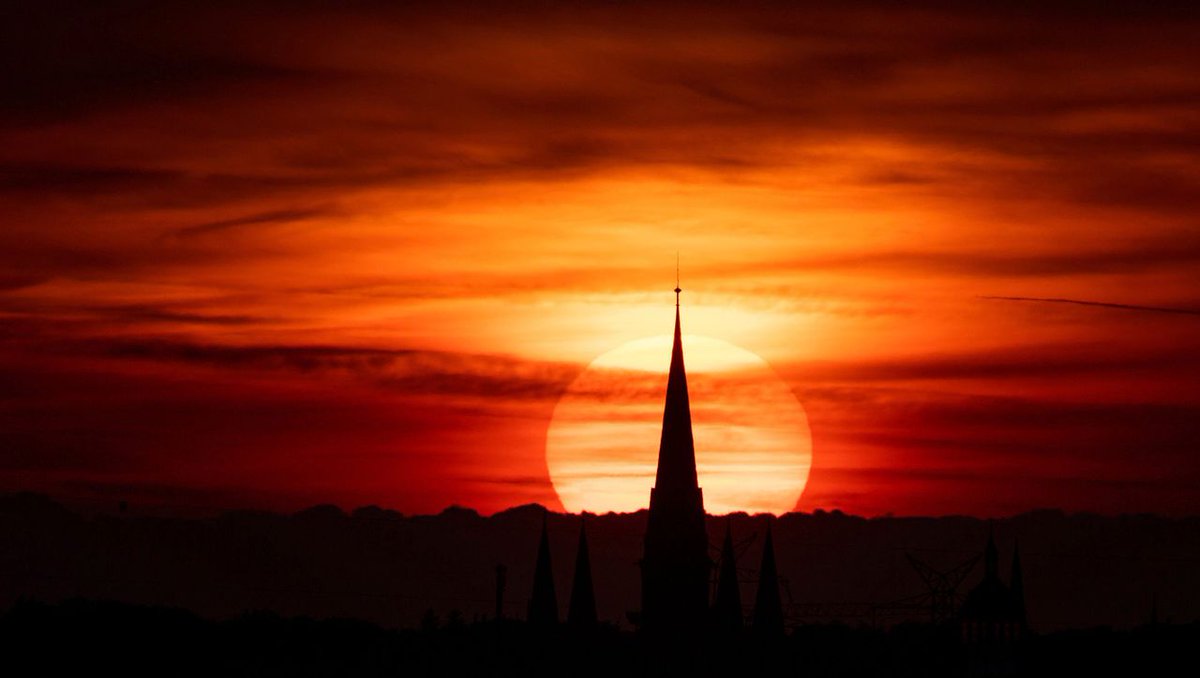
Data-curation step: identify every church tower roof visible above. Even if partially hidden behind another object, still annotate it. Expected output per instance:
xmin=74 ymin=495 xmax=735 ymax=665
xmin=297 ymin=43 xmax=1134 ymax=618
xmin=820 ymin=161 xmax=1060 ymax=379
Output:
xmin=712 ymin=520 xmax=744 ymax=631
xmin=527 ymin=512 xmax=558 ymax=626
xmin=752 ymin=520 xmax=785 ymax=636
xmin=640 ymin=285 xmax=711 ymax=633
xmin=653 ymin=286 xmax=699 ymax=492
xmin=567 ymin=519 xmax=598 ymax=628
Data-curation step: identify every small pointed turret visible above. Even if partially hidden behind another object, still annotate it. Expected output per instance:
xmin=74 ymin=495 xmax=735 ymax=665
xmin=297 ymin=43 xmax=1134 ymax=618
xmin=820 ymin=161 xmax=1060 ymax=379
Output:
xmin=1010 ymin=541 xmax=1025 ymax=626
xmin=712 ymin=521 xmax=743 ymax=631
xmin=567 ymin=520 xmax=597 ymax=628
xmin=752 ymin=521 xmax=784 ymax=636
xmin=527 ymin=512 xmax=558 ymax=626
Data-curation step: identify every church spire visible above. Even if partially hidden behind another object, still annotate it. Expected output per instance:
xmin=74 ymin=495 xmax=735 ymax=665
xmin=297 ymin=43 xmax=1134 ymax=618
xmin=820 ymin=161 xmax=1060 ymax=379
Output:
xmin=527 ymin=512 xmax=558 ymax=626
xmin=654 ymin=283 xmax=698 ymax=492
xmin=567 ymin=519 xmax=597 ymax=628
xmin=639 ymin=284 xmax=711 ymax=633
xmin=752 ymin=521 xmax=784 ymax=636
xmin=712 ymin=521 xmax=743 ymax=631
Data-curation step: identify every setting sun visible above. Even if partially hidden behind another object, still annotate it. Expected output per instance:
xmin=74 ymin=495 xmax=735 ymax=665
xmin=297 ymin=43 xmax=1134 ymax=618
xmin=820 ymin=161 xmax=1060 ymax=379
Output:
xmin=545 ymin=331 xmax=812 ymax=515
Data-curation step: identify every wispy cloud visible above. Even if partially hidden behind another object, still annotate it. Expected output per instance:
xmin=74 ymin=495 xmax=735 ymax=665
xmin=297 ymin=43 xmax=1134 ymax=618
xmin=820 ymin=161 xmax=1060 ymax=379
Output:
xmin=173 ymin=207 xmax=336 ymax=238
xmin=981 ymin=296 xmax=1200 ymax=317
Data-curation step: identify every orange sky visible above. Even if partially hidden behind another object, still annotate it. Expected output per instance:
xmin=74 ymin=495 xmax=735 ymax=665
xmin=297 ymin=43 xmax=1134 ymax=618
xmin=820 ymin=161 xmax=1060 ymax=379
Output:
xmin=2 ymin=1 xmax=1198 ymax=516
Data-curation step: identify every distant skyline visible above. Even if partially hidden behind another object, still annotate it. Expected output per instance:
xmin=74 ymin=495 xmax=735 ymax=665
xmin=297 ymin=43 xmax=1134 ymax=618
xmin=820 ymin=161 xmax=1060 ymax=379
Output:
xmin=1 ymin=1 xmax=1198 ymax=517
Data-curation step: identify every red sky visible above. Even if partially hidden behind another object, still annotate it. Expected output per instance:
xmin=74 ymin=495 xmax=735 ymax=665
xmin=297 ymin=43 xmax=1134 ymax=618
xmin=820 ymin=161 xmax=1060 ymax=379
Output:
xmin=2 ymin=1 xmax=1199 ymax=517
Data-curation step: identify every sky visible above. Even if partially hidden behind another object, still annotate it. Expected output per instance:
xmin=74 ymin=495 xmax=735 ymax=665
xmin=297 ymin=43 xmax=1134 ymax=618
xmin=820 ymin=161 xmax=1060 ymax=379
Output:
xmin=1 ymin=1 xmax=1198 ymax=517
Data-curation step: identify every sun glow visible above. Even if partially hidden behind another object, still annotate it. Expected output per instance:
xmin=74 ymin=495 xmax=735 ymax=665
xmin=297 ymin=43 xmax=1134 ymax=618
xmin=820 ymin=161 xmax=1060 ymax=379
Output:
xmin=545 ymin=334 xmax=812 ymax=515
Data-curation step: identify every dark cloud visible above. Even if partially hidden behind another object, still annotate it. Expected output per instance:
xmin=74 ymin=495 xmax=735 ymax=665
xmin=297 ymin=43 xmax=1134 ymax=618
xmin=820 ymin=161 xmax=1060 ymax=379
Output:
xmin=0 ymin=163 xmax=356 ymax=208
xmin=0 ymin=300 xmax=279 ymax=328
xmin=107 ymin=306 xmax=270 ymax=326
xmin=83 ymin=338 xmax=580 ymax=402
xmin=784 ymin=342 xmax=1200 ymax=382
xmin=799 ymin=386 xmax=1200 ymax=514
xmin=173 ymin=207 xmax=335 ymax=238
xmin=981 ymin=296 xmax=1200 ymax=317
xmin=803 ymin=386 xmax=1200 ymax=464
xmin=1 ymin=0 xmax=1195 ymax=207
xmin=745 ymin=239 xmax=1200 ymax=279
xmin=0 ymin=164 xmax=183 ymax=193
xmin=0 ymin=274 xmax=44 ymax=291
xmin=0 ymin=2 xmax=308 ymax=125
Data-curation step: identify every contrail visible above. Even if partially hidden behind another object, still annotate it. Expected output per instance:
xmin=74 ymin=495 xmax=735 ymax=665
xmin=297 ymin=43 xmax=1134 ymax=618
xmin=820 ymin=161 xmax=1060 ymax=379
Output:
xmin=982 ymin=296 xmax=1200 ymax=317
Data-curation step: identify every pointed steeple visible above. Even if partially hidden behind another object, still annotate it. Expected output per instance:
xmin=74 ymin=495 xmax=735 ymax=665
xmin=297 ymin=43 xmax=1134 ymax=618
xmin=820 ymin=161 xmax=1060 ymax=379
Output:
xmin=640 ymin=285 xmax=711 ymax=633
xmin=1010 ymin=541 xmax=1025 ymax=626
xmin=712 ymin=521 xmax=743 ymax=631
xmin=567 ymin=519 xmax=597 ymax=628
xmin=654 ymin=284 xmax=699 ymax=492
xmin=752 ymin=521 xmax=784 ymax=636
xmin=527 ymin=512 xmax=558 ymax=626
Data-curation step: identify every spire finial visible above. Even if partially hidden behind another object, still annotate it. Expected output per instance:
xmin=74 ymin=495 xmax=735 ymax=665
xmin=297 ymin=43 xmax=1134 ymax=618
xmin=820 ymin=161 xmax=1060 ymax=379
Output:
xmin=674 ymin=253 xmax=681 ymax=306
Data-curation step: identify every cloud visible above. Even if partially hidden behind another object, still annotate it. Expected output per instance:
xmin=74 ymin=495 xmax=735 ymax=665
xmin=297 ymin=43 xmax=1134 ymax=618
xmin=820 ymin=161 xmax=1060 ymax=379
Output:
xmin=0 ymin=2 xmax=307 ymax=126
xmin=742 ymin=239 xmax=1200 ymax=279
xmin=82 ymin=338 xmax=581 ymax=402
xmin=2 ymin=1 xmax=1195 ymax=204
xmin=981 ymin=296 xmax=1200 ymax=317
xmin=173 ymin=207 xmax=336 ymax=238
xmin=783 ymin=342 xmax=1200 ymax=382
xmin=798 ymin=385 xmax=1200 ymax=514
xmin=802 ymin=386 xmax=1200 ymax=466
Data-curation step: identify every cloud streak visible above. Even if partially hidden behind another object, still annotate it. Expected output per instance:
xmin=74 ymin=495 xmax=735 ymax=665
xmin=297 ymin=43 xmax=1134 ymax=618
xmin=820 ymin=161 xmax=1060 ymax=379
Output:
xmin=981 ymin=296 xmax=1200 ymax=317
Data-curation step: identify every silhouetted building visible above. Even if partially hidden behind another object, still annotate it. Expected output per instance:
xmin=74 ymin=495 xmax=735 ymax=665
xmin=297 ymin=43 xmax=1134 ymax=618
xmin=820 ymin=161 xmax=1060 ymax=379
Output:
xmin=712 ymin=521 xmax=743 ymax=631
xmin=960 ymin=530 xmax=1025 ymax=640
xmin=528 ymin=513 xmax=558 ymax=626
xmin=568 ymin=520 xmax=597 ymax=628
xmin=639 ymin=286 xmax=713 ymax=633
xmin=960 ymin=529 xmax=1026 ymax=675
xmin=752 ymin=521 xmax=784 ymax=636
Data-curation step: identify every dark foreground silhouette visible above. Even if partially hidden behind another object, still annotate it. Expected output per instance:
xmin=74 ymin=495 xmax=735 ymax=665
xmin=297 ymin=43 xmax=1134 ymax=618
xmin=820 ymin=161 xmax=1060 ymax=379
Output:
xmin=4 ymin=492 xmax=1199 ymax=633
xmin=5 ymin=490 xmax=1200 ymax=676
xmin=2 ymin=597 xmax=1197 ymax=677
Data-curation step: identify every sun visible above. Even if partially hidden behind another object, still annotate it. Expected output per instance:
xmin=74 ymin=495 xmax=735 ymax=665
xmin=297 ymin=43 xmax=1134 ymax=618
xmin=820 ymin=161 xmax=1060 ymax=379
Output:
xmin=545 ymin=334 xmax=812 ymax=515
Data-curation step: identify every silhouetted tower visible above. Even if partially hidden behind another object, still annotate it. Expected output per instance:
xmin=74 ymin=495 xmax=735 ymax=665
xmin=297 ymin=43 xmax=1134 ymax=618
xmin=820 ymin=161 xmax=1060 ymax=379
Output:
xmin=640 ymin=285 xmax=711 ymax=633
xmin=961 ymin=528 xmax=1026 ymax=676
xmin=568 ymin=520 xmax=597 ymax=628
xmin=528 ymin=513 xmax=558 ymax=626
xmin=712 ymin=521 xmax=743 ymax=631
xmin=1010 ymin=542 xmax=1025 ymax=628
xmin=752 ymin=521 xmax=784 ymax=636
